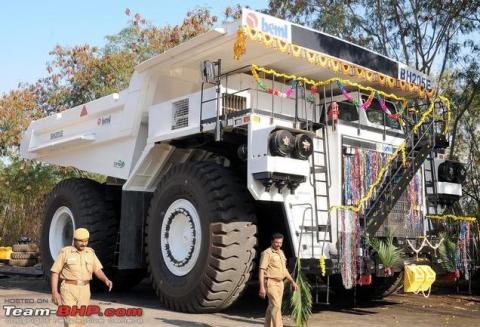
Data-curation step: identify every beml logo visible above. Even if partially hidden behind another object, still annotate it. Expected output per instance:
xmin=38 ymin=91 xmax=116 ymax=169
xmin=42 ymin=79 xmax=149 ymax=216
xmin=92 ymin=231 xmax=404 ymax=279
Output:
xmin=245 ymin=11 xmax=289 ymax=40
xmin=261 ymin=17 xmax=288 ymax=39
xmin=246 ymin=12 xmax=258 ymax=28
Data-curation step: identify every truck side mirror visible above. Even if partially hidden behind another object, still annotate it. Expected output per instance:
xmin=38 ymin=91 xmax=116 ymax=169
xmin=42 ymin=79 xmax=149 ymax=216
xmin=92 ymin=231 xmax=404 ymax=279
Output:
xmin=200 ymin=60 xmax=217 ymax=83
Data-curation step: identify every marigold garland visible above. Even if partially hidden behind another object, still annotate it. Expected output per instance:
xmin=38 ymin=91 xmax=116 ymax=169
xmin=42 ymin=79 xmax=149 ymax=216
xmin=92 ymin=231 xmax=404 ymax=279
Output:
xmin=233 ymin=27 xmax=247 ymax=60
xmin=238 ymin=26 xmax=435 ymax=98
xmin=426 ymin=215 xmax=476 ymax=223
xmin=319 ymin=255 xmax=326 ymax=277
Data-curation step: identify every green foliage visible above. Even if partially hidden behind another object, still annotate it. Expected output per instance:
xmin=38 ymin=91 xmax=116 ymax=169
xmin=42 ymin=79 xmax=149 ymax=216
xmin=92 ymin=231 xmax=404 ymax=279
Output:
xmin=0 ymin=88 xmax=41 ymax=154
xmin=290 ymin=258 xmax=312 ymax=327
xmin=438 ymin=232 xmax=457 ymax=272
xmin=366 ymin=232 xmax=403 ymax=269
xmin=281 ymin=279 xmax=293 ymax=315
xmin=0 ymin=155 xmax=103 ymax=245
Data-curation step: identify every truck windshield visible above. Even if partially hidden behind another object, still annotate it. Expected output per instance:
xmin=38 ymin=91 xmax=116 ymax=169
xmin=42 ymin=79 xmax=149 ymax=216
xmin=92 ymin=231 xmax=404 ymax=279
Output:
xmin=362 ymin=95 xmax=400 ymax=129
xmin=338 ymin=101 xmax=359 ymax=122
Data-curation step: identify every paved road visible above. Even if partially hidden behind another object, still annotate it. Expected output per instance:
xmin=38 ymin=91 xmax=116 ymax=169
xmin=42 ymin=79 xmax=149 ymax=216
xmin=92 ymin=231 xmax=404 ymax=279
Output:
xmin=0 ymin=275 xmax=479 ymax=327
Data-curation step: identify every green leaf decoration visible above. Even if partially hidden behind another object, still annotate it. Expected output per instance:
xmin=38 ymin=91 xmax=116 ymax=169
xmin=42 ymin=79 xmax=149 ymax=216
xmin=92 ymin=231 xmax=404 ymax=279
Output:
xmin=366 ymin=231 xmax=403 ymax=269
xmin=282 ymin=279 xmax=293 ymax=315
xmin=290 ymin=258 xmax=312 ymax=327
xmin=438 ymin=232 xmax=457 ymax=272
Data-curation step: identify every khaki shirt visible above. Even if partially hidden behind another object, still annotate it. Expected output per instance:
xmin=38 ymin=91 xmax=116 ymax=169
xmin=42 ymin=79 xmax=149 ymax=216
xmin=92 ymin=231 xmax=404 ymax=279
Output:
xmin=51 ymin=246 xmax=103 ymax=281
xmin=259 ymin=247 xmax=287 ymax=280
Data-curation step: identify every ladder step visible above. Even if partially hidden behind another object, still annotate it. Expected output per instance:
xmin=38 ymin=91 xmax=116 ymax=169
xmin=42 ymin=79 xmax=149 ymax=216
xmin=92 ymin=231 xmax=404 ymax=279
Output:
xmin=312 ymin=166 xmax=327 ymax=173
xmin=300 ymin=225 xmax=330 ymax=232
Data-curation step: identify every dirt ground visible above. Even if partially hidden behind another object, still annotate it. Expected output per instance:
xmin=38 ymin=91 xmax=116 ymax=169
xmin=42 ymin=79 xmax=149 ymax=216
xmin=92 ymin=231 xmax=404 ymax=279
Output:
xmin=0 ymin=274 xmax=479 ymax=327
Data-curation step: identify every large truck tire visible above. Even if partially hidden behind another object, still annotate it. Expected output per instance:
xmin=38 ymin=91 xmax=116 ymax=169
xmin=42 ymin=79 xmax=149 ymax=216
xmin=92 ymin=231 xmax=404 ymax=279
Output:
xmin=146 ymin=161 xmax=257 ymax=313
xmin=40 ymin=178 xmax=143 ymax=291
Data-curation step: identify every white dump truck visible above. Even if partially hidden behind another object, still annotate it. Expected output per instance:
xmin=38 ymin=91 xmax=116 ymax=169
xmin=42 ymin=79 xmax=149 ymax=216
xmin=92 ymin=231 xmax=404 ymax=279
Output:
xmin=21 ymin=9 xmax=465 ymax=311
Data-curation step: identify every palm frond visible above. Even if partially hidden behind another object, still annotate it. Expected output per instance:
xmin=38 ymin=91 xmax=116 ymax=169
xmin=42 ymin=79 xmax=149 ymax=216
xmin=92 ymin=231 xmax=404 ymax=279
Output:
xmin=282 ymin=280 xmax=293 ymax=315
xmin=290 ymin=258 xmax=312 ymax=327
xmin=366 ymin=232 xmax=403 ymax=269
xmin=438 ymin=232 xmax=457 ymax=272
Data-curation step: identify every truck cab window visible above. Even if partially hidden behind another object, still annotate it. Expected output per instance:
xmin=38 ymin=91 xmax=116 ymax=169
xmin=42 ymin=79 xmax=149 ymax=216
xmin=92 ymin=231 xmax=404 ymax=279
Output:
xmin=338 ymin=101 xmax=359 ymax=122
xmin=363 ymin=95 xmax=400 ymax=129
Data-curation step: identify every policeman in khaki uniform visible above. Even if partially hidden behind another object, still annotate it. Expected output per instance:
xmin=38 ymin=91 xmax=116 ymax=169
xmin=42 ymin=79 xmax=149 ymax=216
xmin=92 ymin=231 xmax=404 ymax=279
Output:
xmin=259 ymin=233 xmax=298 ymax=327
xmin=50 ymin=228 xmax=112 ymax=327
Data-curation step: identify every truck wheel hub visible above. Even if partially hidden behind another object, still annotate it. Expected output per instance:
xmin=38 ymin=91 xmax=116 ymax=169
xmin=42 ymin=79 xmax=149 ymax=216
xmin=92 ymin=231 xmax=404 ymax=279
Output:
xmin=161 ymin=199 xmax=202 ymax=276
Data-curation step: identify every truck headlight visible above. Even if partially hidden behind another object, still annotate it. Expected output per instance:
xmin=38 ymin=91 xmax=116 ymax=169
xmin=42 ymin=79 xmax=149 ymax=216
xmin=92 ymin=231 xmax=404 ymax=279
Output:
xmin=292 ymin=134 xmax=313 ymax=160
xmin=269 ymin=130 xmax=295 ymax=157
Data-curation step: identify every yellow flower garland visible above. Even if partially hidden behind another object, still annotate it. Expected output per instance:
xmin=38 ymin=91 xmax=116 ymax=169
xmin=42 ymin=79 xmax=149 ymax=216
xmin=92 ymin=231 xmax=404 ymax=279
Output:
xmin=233 ymin=27 xmax=247 ymax=60
xmin=252 ymin=64 xmax=408 ymax=104
xmin=320 ymin=256 xmax=326 ymax=277
xmin=426 ymin=214 xmax=476 ymax=222
xmin=238 ymin=26 xmax=435 ymax=98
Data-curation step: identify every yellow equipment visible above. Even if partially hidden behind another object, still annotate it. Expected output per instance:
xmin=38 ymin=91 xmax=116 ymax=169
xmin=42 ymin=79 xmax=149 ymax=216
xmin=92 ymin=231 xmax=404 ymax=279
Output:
xmin=404 ymin=264 xmax=436 ymax=294
xmin=0 ymin=247 xmax=12 ymax=260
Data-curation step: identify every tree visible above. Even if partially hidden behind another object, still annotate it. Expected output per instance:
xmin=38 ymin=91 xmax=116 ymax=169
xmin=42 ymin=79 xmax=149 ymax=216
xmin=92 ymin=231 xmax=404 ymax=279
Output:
xmin=0 ymin=88 xmax=41 ymax=155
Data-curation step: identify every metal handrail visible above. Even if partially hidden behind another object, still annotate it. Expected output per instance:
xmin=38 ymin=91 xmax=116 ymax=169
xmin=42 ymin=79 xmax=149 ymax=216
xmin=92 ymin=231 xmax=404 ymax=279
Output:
xmin=290 ymin=203 xmax=314 ymax=258
xmin=364 ymin=119 xmax=435 ymax=219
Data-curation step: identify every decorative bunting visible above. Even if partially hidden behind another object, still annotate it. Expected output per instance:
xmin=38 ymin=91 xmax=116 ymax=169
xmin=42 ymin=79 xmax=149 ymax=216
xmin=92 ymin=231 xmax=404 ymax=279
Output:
xmin=361 ymin=91 xmax=375 ymax=110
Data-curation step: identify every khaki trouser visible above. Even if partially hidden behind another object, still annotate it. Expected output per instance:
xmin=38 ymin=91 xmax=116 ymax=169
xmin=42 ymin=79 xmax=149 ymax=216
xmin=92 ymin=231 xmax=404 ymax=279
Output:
xmin=60 ymin=282 xmax=91 ymax=327
xmin=264 ymin=278 xmax=284 ymax=327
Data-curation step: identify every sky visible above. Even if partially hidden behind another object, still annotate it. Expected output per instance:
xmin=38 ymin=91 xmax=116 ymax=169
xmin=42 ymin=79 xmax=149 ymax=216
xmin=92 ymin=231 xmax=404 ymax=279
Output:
xmin=0 ymin=1 xmax=268 ymax=95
